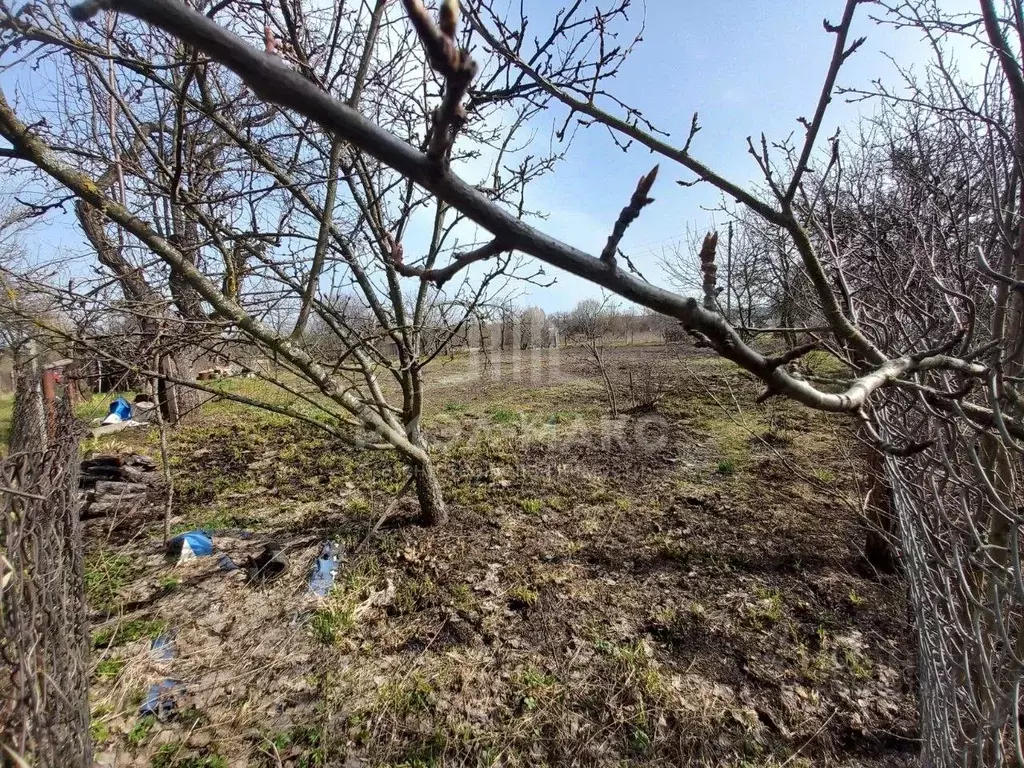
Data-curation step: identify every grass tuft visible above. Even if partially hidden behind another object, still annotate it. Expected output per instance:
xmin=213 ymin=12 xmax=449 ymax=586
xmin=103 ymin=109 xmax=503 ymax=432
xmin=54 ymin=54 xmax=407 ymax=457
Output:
xmin=489 ymin=408 xmax=519 ymax=424
xmin=92 ymin=618 xmax=168 ymax=649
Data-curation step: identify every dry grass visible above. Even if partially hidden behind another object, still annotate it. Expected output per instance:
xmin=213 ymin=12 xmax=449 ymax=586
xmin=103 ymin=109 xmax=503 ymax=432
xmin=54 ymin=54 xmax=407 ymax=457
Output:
xmin=81 ymin=346 xmax=917 ymax=767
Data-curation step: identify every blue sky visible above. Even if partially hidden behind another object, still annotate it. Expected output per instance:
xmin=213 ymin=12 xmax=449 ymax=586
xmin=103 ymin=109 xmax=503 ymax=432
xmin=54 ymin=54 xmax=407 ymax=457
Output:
xmin=514 ymin=0 xmax=977 ymax=310
xmin=1 ymin=0 xmax=977 ymax=313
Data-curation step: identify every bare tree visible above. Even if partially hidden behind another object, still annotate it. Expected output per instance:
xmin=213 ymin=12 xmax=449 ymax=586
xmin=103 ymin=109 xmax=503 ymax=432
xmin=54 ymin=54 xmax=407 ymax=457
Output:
xmin=0 ymin=206 xmax=70 ymax=451
xmin=496 ymin=299 xmax=515 ymax=352
xmin=0 ymin=205 xmax=47 ymax=353
xmin=0 ymin=0 xmax=619 ymax=524
xmin=517 ymin=305 xmax=544 ymax=350
xmin=662 ymin=214 xmax=816 ymax=343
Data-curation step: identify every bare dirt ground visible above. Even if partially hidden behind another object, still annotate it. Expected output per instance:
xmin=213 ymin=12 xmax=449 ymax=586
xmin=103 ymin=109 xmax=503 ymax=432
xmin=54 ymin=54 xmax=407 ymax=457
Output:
xmin=84 ymin=345 xmax=917 ymax=767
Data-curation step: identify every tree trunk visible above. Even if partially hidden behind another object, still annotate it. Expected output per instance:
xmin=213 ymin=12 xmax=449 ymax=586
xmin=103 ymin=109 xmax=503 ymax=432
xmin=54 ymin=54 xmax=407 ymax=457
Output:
xmin=413 ymin=459 xmax=447 ymax=526
xmin=851 ymin=346 xmax=899 ymax=573
xmin=156 ymin=352 xmax=203 ymax=425
xmin=862 ymin=441 xmax=899 ymax=573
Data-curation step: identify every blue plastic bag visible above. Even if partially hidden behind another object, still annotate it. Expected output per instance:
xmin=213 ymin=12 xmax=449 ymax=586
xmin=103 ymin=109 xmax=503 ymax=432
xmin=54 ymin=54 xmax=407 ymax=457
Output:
xmin=307 ymin=541 xmax=341 ymax=597
xmin=139 ymin=634 xmax=183 ymax=719
xmin=108 ymin=397 xmax=132 ymax=421
xmin=166 ymin=530 xmax=214 ymax=562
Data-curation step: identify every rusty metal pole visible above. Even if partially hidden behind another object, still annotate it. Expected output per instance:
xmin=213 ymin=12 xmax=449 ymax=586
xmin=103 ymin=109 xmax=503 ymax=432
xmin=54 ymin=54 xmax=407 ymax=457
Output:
xmin=41 ymin=369 xmax=56 ymax=441
xmin=66 ymin=377 xmax=80 ymax=407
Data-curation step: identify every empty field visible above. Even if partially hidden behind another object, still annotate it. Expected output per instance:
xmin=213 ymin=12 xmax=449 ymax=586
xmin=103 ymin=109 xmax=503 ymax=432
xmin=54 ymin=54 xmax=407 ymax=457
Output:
xmin=82 ymin=346 xmax=916 ymax=767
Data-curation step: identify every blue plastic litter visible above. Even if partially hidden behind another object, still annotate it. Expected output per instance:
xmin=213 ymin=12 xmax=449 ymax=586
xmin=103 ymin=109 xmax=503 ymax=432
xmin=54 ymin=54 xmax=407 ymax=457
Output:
xmin=307 ymin=541 xmax=341 ymax=597
xmin=166 ymin=530 xmax=214 ymax=562
xmin=166 ymin=529 xmax=252 ymax=569
xmin=108 ymin=397 xmax=132 ymax=421
xmin=151 ymin=633 xmax=174 ymax=661
xmin=139 ymin=634 xmax=183 ymax=719
xmin=140 ymin=679 xmax=182 ymax=719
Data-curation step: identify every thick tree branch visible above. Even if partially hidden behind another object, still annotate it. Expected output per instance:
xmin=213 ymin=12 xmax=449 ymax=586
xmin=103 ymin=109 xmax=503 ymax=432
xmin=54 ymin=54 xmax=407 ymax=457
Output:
xmin=291 ymin=138 xmax=343 ymax=340
xmin=980 ymin=0 xmax=1024 ymax=122
xmin=785 ymin=0 xmax=864 ymax=203
xmin=977 ymin=244 xmax=1024 ymax=293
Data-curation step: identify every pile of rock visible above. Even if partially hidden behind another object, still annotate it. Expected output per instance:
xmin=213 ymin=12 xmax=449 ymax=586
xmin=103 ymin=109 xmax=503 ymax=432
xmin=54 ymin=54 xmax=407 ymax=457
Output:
xmin=196 ymin=365 xmax=237 ymax=381
xmin=80 ymin=453 xmax=161 ymax=520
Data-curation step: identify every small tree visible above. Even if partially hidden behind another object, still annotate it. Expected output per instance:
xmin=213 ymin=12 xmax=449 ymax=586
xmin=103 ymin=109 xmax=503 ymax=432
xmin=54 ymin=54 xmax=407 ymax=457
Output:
xmin=565 ymin=296 xmax=620 ymax=416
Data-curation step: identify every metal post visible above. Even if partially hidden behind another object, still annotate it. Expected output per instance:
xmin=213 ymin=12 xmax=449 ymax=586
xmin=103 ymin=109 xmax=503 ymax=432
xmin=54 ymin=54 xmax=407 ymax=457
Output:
xmin=41 ymin=369 xmax=56 ymax=440
xmin=726 ymin=221 xmax=733 ymax=322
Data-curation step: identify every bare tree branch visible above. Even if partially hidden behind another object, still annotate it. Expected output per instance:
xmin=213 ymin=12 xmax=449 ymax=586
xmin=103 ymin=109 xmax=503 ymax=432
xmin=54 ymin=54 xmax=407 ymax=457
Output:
xmin=600 ymin=164 xmax=658 ymax=267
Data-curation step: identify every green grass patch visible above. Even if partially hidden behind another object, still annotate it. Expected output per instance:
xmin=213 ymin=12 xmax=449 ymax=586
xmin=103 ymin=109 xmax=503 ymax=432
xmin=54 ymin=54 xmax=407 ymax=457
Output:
xmin=508 ymin=584 xmax=539 ymax=609
xmin=748 ymin=586 xmax=784 ymax=628
xmin=802 ymin=349 xmax=852 ymax=380
xmin=126 ymin=714 xmax=156 ymax=748
xmin=546 ymin=410 xmax=581 ymax=425
xmin=90 ymin=704 xmax=113 ymax=745
xmin=85 ymin=552 xmax=141 ymax=612
xmin=151 ymin=743 xmax=229 ymax=768
xmin=488 ymin=408 xmax=519 ymax=424
xmin=190 ymin=377 xmax=318 ymax=427
xmin=392 ymin=574 xmax=438 ymax=615
xmin=174 ymin=507 xmax=261 ymax=534
xmin=94 ymin=658 xmax=125 ymax=681
xmin=309 ymin=604 xmax=355 ymax=645
xmin=258 ymin=726 xmax=333 ymax=767
xmin=378 ymin=674 xmax=434 ymax=715
xmin=518 ymin=498 xmax=543 ymax=515
xmin=306 ymin=557 xmax=384 ymax=644
xmin=92 ymin=618 xmax=168 ymax=649
xmin=516 ymin=666 xmax=561 ymax=713
xmin=813 ymin=468 xmax=837 ymax=484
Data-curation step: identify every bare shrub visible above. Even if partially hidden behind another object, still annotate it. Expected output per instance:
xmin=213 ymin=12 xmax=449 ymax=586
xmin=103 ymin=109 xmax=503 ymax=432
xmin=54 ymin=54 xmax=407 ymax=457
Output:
xmin=618 ymin=360 xmax=671 ymax=414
